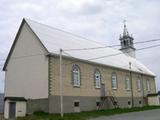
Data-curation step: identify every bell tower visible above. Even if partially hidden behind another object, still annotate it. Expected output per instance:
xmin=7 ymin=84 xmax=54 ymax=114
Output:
xmin=119 ymin=20 xmax=136 ymax=58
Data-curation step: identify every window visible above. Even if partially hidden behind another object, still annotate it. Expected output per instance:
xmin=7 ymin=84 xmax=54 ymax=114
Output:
xmin=74 ymin=100 xmax=80 ymax=112
xmin=96 ymin=101 xmax=100 ymax=107
xmin=124 ymin=41 xmax=126 ymax=46
xmin=139 ymin=100 xmax=142 ymax=107
xmin=72 ymin=65 xmax=80 ymax=87
xmin=74 ymin=101 xmax=80 ymax=107
xmin=146 ymin=80 xmax=150 ymax=92
xmin=111 ymin=73 xmax=117 ymax=89
xmin=125 ymin=75 xmax=130 ymax=90
xmin=128 ymin=101 xmax=131 ymax=105
xmin=94 ymin=69 xmax=101 ymax=88
xmin=137 ymin=79 xmax=141 ymax=91
xmin=128 ymin=100 xmax=131 ymax=108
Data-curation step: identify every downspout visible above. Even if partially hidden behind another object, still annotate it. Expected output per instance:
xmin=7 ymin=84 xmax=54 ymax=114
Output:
xmin=129 ymin=62 xmax=134 ymax=107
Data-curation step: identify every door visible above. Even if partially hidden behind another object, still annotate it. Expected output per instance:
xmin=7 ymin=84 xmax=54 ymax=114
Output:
xmin=9 ymin=102 xmax=16 ymax=118
xmin=101 ymin=84 xmax=106 ymax=96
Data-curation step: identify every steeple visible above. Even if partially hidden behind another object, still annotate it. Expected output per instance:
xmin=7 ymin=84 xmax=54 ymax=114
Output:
xmin=119 ymin=20 xmax=136 ymax=58
xmin=123 ymin=20 xmax=129 ymax=36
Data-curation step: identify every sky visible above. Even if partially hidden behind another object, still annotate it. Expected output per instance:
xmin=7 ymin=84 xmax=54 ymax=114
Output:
xmin=0 ymin=0 xmax=160 ymax=93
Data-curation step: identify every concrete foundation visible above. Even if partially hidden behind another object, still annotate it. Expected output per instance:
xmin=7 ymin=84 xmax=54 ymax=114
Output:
xmin=48 ymin=95 xmax=146 ymax=113
xmin=26 ymin=96 xmax=147 ymax=114
xmin=27 ymin=98 xmax=49 ymax=114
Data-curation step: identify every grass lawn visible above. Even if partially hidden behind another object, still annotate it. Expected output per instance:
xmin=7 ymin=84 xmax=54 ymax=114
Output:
xmin=17 ymin=106 xmax=160 ymax=120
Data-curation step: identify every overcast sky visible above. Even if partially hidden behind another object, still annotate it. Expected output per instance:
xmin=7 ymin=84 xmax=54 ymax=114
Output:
xmin=0 ymin=0 xmax=160 ymax=93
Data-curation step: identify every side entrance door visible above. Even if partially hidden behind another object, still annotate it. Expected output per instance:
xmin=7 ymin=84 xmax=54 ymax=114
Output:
xmin=9 ymin=102 xmax=16 ymax=118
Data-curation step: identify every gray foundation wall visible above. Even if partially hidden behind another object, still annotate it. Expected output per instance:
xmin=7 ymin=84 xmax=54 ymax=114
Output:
xmin=26 ymin=96 xmax=147 ymax=114
xmin=49 ymin=95 xmax=100 ymax=113
xmin=0 ymin=94 xmax=4 ymax=113
xmin=27 ymin=98 xmax=49 ymax=114
xmin=49 ymin=95 xmax=147 ymax=113
xmin=116 ymin=97 xmax=145 ymax=108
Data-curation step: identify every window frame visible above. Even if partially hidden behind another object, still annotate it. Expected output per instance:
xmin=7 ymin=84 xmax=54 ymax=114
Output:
xmin=74 ymin=101 xmax=80 ymax=107
xmin=146 ymin=80 xmax=150 ymax=92
xmin=125 ymin=75 xmax=131 ymax=91
xmin=72 ymin=65 xmax=81 ymax=87
xmin=94 ymin=69 xmax=101 ymax=89
xmin=111 ymin=72 xmax=118 ymax=90
xmin=137 ymin=79 xmax=141 ymax=92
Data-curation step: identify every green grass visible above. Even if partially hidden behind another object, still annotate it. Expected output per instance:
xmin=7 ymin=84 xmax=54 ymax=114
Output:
xmin=17 ymin=106 xmax=160 ymax=120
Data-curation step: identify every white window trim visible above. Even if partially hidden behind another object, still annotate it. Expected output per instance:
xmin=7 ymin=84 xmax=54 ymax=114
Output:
xmin=128 ymin=100 xmax=132 ymax=108
xmin=125 ymin=76 xmax=131 ymax=91
xmin=72 ymin=65 xmax=80 ymax=87
xmin=95 ymin=73 xmax=101 ymax=88
xmin=74 ymin=100 xmax=80 ymax=102
xmin=111 ymin=74 xmax=117 ymax=90
xmin=94 ymin=70 xmax=101 ymax=89
xmin=146 ymin=80 xmax=150 ymax=92
xmin=137 ymin=79 xmax=141 ymax=91
xmin=73 ymin=71 xmax=80 ymax=87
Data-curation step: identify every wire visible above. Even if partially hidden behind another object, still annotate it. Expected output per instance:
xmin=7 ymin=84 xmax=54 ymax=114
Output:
xmin=63 ymin=43 xmax=160 ymax=66
xmin=88 ymin=44 xmax=160 ymax=61
xmin=0 ymin=42 xmax=159 ymax=72
xmin=63 ymin=38 xmax=160 ymax=51
xmin=0 ymin=38 xmax=160 ymax=63
xmin=63 ymin=51 xmax=75 ymax=58
xmin=0 ymin=53 xmax=45 ymax=62
xmin=0 ymin=49 xmax=62 ymax=62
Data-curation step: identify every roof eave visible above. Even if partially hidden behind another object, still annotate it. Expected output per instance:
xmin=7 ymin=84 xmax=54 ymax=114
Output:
xmin=4 ymin=97 xmax=27 ymax=101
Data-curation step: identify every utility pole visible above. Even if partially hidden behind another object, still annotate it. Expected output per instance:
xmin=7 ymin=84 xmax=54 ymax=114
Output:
xmin=59 ymin=48 xmax=63 ymax=117
xmin=141 ymin=73 xmax=145 ymax=105
xmin=129 ymin=62 xmax=134 ymax=107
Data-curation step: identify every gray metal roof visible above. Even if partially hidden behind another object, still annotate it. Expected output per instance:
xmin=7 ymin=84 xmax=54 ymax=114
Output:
xmin=25 ymin=18 xmax=155 ymax=76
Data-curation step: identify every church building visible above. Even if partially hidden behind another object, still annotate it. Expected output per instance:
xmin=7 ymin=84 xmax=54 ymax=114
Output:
xmin=3 ymin=18 xmax=156 ymax=119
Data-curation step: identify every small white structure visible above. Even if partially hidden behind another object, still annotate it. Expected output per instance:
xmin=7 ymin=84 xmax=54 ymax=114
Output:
xmin=147 ymin=93 xmax=160 ymax=106
xmin=4 ymin=97 xmax=26 ymax=119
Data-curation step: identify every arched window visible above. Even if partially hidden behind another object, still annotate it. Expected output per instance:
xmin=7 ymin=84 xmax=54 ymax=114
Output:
xmin=94 ymin=69 xmax=101 ymax=88
xmin=111 ymin=72 xmax=117 ymax=89
xmin=72 ymin=65 xmax=80 ymax=87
